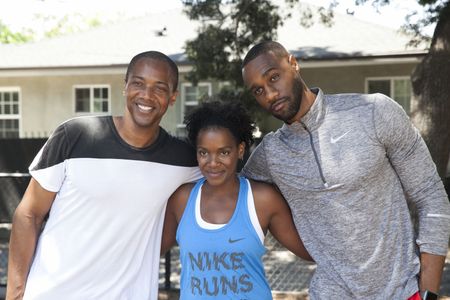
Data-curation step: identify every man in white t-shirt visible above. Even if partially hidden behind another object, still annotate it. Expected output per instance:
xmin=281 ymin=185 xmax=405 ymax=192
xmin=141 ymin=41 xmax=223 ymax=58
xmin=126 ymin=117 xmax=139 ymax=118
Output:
xmin=6 ymin=51 xmax=201 ymax=300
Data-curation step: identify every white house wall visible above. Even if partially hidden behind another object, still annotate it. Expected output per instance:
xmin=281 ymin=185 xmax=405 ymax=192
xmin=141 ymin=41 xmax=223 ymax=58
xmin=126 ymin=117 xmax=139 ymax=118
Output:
xmin=0 ymin=60 xmax=420 ymax=138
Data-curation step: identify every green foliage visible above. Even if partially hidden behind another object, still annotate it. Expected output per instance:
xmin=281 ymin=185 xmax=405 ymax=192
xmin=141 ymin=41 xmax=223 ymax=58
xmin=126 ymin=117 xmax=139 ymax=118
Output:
xmin=34 ymin=14 xmax=103 ymax=39
xmin=0 ymin=21 xmax=34 ymax=44
xmin=183 ymin=0 xmax=294 ymax=125
xmin=183 ymin=0 xmax=448 ymax=127
xmin=0 ymin=14 xmax=103 ymax=45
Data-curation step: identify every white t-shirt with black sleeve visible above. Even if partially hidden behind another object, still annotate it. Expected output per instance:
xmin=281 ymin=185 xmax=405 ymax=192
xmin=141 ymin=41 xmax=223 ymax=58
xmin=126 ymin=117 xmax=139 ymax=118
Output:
xmin=23 ymin=116 xmax=201 ymax=300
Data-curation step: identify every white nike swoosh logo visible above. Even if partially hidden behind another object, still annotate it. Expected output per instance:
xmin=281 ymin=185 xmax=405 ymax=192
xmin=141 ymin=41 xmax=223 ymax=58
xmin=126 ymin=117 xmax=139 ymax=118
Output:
xmin=330 ymin=131 xmax=350 ymax=143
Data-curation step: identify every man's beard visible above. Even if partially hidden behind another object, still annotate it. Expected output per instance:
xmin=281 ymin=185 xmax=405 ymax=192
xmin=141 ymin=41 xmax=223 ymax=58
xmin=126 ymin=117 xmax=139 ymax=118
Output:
xmin=275 ymin=74 xmax=303 ymax=123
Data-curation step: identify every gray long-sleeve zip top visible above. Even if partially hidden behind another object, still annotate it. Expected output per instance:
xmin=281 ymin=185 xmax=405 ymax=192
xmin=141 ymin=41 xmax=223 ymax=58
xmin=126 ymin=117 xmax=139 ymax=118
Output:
xmin=242 ymin=88 xmax=450 ymax=299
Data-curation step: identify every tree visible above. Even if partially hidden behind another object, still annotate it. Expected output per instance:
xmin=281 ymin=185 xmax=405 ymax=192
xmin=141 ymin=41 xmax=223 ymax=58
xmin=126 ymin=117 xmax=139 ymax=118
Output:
xmin=182 ymin=0 xmax=450 ymax=179
xmin=183 ymin=0 xmax=285 ymax=124
xmin=405 ymin=0 xmax=450 ymax=179
xmin=0 ymin=21 xmax=33 ymax=44
xmin=0 ymin=14 xmax=103 ymax=45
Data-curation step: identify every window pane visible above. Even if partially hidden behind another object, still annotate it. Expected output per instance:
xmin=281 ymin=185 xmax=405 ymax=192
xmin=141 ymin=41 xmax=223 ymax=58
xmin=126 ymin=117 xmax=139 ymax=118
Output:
xmin=368 ymin=80 xmax=391 ymax=97
xmin=13 ymin=92 xmax=19 ymax=102
xmin=198 ymin=86 xmax=210 ymax=101
xmin=185 ymin=86 xmax=196 ymax=94
xmin=93 ymin=101 xmax=102 ymax=112
xmin=198 ymin=86 xmax=209 ymax=95
xmin=75 ymin=88 xmax=90 ymax=112
xmin=184 ymin=86 xmax=197 ymax=102
xmin=13 ymin=104 xmax=19 ymax=114
xmin=4 ymin=105 xmax=10 ymax=114
xmin=4 ymin=93 xmax=10 ymax=102
xmin=0 ymin=119 xmax=19 ymax=138
xmin=393 ymin=79 xmax=411 ymax=113
xmin=94 ymin=88 xmax=100 ymax=98
xmin=92 ymin=88 xmax=108 ymax=112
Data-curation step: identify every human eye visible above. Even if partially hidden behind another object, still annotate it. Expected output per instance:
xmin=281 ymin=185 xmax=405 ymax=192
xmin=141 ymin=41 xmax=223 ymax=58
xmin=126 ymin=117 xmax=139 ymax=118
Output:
xmin=131 ymin=80 xmax=143 ymax=87
xmin=156 ymin=86 xmax=169 ymax=95
xmin=254 ymin=87 xmax=263 ymax=96
xmin=220 ymin=150 xmax=230 ymax=156
xmin=197 ymin=149 xmax=207 ymax=156
xmin=270 ymin=73 xmax=280 ymax=82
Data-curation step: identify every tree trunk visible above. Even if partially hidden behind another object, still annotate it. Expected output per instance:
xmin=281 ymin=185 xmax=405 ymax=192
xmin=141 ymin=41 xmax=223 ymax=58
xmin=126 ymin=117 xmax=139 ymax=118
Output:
xmin=410 ymin=2 xmax=450 ymax=180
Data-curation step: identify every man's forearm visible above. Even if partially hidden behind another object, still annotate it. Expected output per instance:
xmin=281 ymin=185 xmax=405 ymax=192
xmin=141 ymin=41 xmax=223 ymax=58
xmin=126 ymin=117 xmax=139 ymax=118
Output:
xmin=6 ymin=211 xmax=42 ymax=300
xmin=419 ymin=252 xmax=446 ymax=294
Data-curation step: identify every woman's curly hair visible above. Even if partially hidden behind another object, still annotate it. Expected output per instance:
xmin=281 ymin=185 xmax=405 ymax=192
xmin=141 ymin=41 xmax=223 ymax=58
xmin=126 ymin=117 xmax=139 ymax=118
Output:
xmin=184 ymin=100 xmax=255 ymax=151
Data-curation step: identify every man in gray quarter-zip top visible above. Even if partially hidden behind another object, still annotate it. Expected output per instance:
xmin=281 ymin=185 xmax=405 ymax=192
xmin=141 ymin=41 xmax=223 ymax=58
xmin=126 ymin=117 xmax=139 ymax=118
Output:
xmin=241 ymin=40 xmax=450 ymax=300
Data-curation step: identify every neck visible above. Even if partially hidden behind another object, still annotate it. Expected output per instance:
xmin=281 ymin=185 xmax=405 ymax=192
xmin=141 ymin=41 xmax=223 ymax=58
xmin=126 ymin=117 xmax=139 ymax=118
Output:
xmin=203 ymin=176 xmax=240 ymax=197
xmin=290 ymin=87 xmax=317 ymax=124
xmin=113 ymin=116 xmax=160 ymax=148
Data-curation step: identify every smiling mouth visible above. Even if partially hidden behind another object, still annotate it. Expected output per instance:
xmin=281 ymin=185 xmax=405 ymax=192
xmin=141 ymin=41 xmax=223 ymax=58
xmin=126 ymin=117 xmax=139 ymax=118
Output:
xmin=206 ymin=170 xmax=224 ymax=178
xmin=137 ymin=103 xmax=153 ymax=112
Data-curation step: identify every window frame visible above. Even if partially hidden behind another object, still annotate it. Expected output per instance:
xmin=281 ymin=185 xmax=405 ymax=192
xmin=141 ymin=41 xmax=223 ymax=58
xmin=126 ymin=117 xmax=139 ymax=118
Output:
xmin=0 ymin=86 xmax=21 ymax=138
xmin=365 ymin=76 xmax=412 ymax=113
xmin=177 ymin=82 xmax=212 ymax=128
xmin=73 ymin=84 xmax=111 ymax=115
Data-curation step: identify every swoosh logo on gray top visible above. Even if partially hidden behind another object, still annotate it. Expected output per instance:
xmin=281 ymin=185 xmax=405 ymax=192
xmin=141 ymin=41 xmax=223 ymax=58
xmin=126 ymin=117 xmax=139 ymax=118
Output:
xmin=330 ymin=131 xmax=350 ymax=143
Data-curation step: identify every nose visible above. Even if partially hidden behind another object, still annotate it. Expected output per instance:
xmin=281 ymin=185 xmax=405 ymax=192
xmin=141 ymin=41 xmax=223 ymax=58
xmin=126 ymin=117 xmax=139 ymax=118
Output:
xmin=206 ymin=154 xmax=221 ymax=167
xmin=144 ymin=86 xmax=153 ymax=99
xmin=139 ymin=84 xmax=155 ymax=100
xmin=265 ymin=84 xmax=279 ymax=104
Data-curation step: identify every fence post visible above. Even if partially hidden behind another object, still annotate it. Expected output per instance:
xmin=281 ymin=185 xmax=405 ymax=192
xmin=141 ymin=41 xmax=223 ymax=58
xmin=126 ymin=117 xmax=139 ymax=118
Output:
xmin=164 ymin=250 xmax=171 ymax=290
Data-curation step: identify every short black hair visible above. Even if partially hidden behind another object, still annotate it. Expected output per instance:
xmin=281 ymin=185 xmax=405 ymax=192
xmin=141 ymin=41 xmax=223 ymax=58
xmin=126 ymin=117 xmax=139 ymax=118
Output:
xmin=125 ymin=51 xmax=179 ymax=91
xmin=185 ymin=100 xmax=255 ymax=151
xmin=242 ymin=41 xmax=289 ymax=68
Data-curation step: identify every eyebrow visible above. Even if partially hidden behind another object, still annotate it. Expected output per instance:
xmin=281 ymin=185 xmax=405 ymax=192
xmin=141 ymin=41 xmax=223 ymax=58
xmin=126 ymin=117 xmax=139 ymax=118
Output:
xmin=196 ymin=145 xmax=234 ymax=150
xmin=249 ymin=66 xmax=277 ymax=91
xmin=130 ymin=76 xmax=170 ymax=88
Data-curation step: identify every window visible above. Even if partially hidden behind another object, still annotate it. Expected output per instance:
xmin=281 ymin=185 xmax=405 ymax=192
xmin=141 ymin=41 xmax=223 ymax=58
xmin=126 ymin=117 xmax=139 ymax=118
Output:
xmin=0 ymin=88 xmax=20 ymax=138
xmin=74 ymin=85 xmax=110 ymax=114
xmin=179 ymin=82 xmax=212 ymax=126
xmin=366 ymin=77 xmax=412 ymax=113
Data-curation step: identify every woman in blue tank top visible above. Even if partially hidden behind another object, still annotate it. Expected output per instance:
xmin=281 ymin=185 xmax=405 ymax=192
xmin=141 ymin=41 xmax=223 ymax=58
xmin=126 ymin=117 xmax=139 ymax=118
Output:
xmin=161 ymin=101 xmax=313 ymax=299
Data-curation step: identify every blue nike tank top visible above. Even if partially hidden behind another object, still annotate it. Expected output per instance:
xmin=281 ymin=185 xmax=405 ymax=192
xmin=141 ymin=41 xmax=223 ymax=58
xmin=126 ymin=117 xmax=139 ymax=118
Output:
xmin=176 ymin=176 xmax=272 ymax=299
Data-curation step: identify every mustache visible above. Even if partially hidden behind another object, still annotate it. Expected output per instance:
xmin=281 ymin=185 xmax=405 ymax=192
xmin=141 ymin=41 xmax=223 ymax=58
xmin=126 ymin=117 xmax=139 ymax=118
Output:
xmin=270 ymin=97 xmax=288 ymax=110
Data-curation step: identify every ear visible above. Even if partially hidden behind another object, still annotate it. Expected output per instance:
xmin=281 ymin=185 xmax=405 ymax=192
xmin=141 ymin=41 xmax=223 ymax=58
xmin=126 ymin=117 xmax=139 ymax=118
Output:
xmin=238 ymin=142 xmax=245 ymax=160
xmin=168 ymin=90 xmax=178 ymax=106
xmin=123 ymin=83 xmax=129 ymax=96
xmin=288 ymin=54 xmax=299 ymax=72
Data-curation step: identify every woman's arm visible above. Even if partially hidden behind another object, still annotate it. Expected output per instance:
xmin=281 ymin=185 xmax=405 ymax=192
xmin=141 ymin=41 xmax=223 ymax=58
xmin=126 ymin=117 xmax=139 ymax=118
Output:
xmin=160 ymin=183 xmax=194 ymax=256
xmin=251 ymin=180 xmax=314 ymax=262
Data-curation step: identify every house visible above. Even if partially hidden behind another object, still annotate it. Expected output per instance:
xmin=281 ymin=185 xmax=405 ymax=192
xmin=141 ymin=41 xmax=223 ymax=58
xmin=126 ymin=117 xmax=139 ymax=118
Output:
xmin=0 ymin=5 xmax=427 ymax=139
